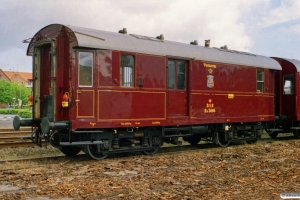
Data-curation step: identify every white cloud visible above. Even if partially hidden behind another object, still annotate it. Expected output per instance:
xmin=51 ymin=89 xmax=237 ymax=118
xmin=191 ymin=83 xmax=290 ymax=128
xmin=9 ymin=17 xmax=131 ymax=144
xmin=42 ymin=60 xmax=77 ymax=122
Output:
xmin=3 ymin=0 xmax=298 ymax=72
xmin=23 ymin=0 xmax=260 ymax=51
xmin=92 ymin=0 xmax=261 ymax=51
xmin=0 ymin=47 xmax=31 ymax=72
xmin=281 ymin=24 xmax=300 ymax=34
xmin=260 ymin=0 xmax=300 ymax=27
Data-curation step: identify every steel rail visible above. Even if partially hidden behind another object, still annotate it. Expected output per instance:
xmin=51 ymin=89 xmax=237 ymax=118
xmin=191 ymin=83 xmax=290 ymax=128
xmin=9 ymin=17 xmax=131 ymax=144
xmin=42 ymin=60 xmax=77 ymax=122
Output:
xmin=0 ymin=137 xmax=28 ymax=142
xmin=0 ymin=129 xmax=49 ymax=148
xmin=0 ymin=132 xmax=31 ymax=138
xmin=0 ymin=141 xmax=49 ymax=148
xmin=0 ymin=128 xmax=31 ymax=132
xmin=0 ymin=155 xmax=69 ymax=164
xmin=0 ymin=131 xmax=31 ymax=134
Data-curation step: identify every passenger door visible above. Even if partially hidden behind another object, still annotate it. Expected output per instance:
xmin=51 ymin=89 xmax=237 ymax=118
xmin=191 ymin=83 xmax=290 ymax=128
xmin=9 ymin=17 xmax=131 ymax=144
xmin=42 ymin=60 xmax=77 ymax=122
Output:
xmin=33 ymin=42 xmax=56 ymax=121
xmin=76 ymin=51 xmax=95 ymax=119
xmin=167 ymin=59 xmax=188 ymax=116
xmin=282 ymin=73 xmax=296 ymax=120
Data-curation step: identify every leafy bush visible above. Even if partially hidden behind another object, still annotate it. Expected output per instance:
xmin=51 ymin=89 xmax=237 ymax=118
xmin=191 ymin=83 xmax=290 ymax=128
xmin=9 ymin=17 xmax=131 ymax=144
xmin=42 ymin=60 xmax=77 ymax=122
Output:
xmin=0 ymin=108 xmax=32 ymax=116
xmin=0 ymin=108 xmax=18 ymax=114
xmin=0 ymin=109 xmax=7 ymax=114
xmin=9 ymin=109 xmax=19 ymax=114
xmin=17 ymin=109 xmax=32 ymax=118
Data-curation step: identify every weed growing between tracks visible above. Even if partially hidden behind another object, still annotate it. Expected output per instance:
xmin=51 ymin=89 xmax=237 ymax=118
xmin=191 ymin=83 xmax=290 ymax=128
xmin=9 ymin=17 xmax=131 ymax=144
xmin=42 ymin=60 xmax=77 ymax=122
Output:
xmin=0 ymin=145 xmax=63 ymax=160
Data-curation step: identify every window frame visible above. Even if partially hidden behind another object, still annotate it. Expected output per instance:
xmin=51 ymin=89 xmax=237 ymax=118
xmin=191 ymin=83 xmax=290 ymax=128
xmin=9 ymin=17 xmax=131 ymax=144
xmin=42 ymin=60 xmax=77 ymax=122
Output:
xmin=167 ymin=59 xmax=186 ymax=90
xmin=78 ymin=51 xmax=94 ymax=87
xmin=167 ymin=60 xmax=175 ymax=89
xmin=256 ymin=69 xmax=264 ymax=93
xmin=283 ymin=74 xmax=294 ymax=95
xmin=120 ymin=54 xmax=135 ymax=87
xmin=177 ymin=60 xmax=186 ymax=90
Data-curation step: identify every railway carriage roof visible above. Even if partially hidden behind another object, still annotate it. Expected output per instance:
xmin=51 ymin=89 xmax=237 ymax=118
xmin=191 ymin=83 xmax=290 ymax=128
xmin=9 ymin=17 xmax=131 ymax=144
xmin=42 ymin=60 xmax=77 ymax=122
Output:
xmin=272 ymin=57 xmax=300 ymax=72
xmin=28 ymin=24 xmax=282 ymax=70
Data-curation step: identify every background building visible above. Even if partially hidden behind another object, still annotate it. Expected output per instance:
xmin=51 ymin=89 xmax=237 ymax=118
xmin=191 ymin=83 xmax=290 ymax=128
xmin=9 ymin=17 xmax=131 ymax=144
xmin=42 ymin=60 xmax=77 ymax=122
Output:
xmin=0 ymin=69 xmax=11 ymax=81
xmin=1 ymin=70 xmax=32 ymax=88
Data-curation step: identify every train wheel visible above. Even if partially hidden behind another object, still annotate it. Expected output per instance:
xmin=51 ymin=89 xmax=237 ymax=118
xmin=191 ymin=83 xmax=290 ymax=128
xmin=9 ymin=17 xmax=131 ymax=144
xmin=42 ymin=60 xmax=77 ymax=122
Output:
xmin=268 ymin=132 xmax=278 ymax=139
xmin=293 ymin=130 xmax=300 ymax=139
xmin=246 ymin=139 xmax=258 ymax=144
xmin=86 ymin=144 xmax=109 ymax=160
xmin=60 ymin=146 xmax=81 ymax=156
xmin=142 ymin=127 xmax=162 ymax=155
xmin=215 ymin=131 xmax=230 ymax=147
xmin=50 ymin=131 xmax=60 ymax=148
xmin=265 ymin=123 xmax=278 ymax=139
xmin=143 ymin=144 xmax=160 ymax=155
xmin=183 ymin=135 xmax=201 ymax=145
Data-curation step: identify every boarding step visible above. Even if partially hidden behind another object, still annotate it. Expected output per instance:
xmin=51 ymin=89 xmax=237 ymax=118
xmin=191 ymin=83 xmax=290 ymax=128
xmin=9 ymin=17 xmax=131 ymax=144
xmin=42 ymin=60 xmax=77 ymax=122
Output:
xmin=266 ymin=129 xmax=284 ymax=132
xmin=60 ymin=140 xmax=108 ymax=146
xmin=164 ymin=134 xmax=193 ymax=138
xmin=164 ymin=127 xmax=191 ymax=132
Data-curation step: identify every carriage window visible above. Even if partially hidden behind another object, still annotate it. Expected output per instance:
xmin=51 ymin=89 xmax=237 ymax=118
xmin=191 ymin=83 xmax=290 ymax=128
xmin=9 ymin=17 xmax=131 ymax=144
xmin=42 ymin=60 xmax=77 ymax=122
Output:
xmin=121 ymin=55 xmax=134 ymax=87
xmin=257 ymin=69 xmax=264 ymax=93
xmin=177 ymin=61 xmax=186 ymax=90
xmin=168 ymin=60 xmax=175 ymax=89
xmin=168 ymin=60 xmax=186 ymax=90
xmin=79 ymin=52 xmax=93 ymax=87
xmin=283 ymin=74 xmax=294 ymax=95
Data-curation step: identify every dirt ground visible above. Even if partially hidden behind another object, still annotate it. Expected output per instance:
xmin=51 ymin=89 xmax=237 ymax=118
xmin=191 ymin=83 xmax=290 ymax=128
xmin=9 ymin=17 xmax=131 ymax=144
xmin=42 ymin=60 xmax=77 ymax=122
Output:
xmin=0 ymin=138 xmax=300 ymax=200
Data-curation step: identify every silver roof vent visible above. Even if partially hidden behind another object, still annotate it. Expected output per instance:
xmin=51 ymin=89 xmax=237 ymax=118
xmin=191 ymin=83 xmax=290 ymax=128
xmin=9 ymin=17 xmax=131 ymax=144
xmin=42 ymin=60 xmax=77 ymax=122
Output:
xmin=118 ymin=28 xmax=127 ymax=34
xmin=190 ymin=40 xmax=198 ymax=45
xmin=220 ymin=45 xmax=228 ymax=50
xmin=156 ymin=34 xmax=164 ymax=40
xmin=205 ymin=40 xmax=210 ymax=47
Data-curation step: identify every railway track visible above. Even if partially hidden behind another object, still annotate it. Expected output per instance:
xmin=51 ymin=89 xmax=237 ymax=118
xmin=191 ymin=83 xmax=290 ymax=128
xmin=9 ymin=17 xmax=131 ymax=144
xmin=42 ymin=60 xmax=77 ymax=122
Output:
xmin=0 ymin=134 xmax=297 ymax=164
xmin=0 ymin=128 xmax=296 ymax=163
xmin=0 ymin=127 xmax=295 ymax=149
xmin=0 ymin=128 xmax=48 ymax=148
xmin=0 ymin=127 xmax=32 ymax=132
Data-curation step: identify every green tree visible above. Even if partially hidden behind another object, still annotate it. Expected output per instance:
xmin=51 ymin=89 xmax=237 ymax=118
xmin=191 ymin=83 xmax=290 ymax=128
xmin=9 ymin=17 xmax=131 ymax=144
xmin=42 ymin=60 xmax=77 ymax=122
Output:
xmin=0 ymin=80 xmax=14 ymax=104
xmin=0 ymin=80 xmax=31 ymax=106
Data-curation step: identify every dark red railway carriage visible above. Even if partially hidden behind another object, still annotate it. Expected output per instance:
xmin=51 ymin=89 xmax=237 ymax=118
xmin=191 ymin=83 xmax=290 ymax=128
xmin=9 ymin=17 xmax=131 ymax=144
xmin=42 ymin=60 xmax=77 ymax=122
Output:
xmin=13 ymin=24 xmax=281 ymax=159
xmin=266 ymin=58 xmax=300 ymax=138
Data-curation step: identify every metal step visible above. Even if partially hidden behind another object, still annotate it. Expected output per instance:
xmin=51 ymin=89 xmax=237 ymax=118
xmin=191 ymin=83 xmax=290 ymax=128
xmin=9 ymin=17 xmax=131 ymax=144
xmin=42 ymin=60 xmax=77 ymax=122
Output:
xmin=267 ymin=129 xmax=284 ymax=131
xmin=164 ymin=127 xmax=191 ymax=132
xmin=164 ymin=134 xmax=193 ymax=138
xmin=60 ymin=141 xmax=107 ymax=146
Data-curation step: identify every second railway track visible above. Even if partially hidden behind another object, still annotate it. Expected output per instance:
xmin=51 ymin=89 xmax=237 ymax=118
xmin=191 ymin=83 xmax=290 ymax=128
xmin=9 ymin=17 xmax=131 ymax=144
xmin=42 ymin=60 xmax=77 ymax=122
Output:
xmin=0 ymin=129 xmax=297 ymax=164
xmin=0 ymin=128 xmax=48 ymax=148
xmin=0 ymin=128 xmax=295 ymax=149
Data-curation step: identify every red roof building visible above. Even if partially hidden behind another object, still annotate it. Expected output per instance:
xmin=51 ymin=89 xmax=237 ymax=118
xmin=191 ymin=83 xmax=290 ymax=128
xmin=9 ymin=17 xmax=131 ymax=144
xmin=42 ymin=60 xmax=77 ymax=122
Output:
xmin=0 ymin=69 xmax=11 ymax=81
xmin=2 ymin=71 xmax=32 ymax=88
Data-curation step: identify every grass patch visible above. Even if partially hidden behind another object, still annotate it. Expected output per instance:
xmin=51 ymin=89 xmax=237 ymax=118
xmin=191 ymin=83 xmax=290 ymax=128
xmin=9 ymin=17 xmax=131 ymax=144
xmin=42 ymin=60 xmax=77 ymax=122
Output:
xmin=0 ymin=145 xmax=63 ymax=160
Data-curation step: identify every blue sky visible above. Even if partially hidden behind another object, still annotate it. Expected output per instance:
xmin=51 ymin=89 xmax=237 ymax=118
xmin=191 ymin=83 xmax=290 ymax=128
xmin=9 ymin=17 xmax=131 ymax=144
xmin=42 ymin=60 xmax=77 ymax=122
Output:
xmin=0 ymin=0 xmax=299 ymax=72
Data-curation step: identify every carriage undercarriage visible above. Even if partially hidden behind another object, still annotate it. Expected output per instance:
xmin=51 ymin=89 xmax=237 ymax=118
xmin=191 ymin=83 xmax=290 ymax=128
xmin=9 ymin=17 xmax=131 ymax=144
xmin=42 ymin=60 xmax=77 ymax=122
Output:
xmin=20 ymin=120 xmax=265 ymax=160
